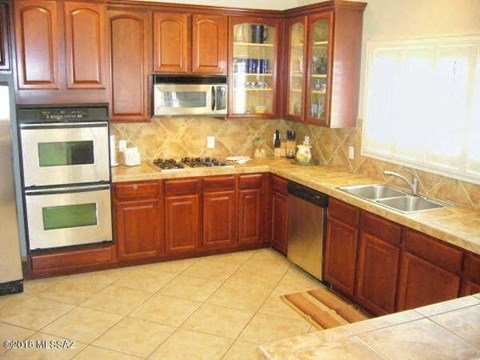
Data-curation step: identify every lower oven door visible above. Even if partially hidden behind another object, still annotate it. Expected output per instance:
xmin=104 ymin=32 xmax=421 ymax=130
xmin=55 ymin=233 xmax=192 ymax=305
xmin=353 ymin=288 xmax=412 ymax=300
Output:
xmin=25 ymin=184 xmax=113 ymax=251
xmin=20 ymin=122 xmax=110 ymax=187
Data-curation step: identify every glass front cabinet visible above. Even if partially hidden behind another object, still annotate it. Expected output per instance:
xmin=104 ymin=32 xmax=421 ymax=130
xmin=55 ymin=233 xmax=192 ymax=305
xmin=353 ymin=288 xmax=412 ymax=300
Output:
xmin=229 ymin=17 xmax=280 ymax=118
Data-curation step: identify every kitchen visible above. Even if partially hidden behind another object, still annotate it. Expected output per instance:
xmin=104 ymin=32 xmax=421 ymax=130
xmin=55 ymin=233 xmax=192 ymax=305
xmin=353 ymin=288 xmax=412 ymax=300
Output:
xmin=0 ymin=0 xmax=479 ymax=358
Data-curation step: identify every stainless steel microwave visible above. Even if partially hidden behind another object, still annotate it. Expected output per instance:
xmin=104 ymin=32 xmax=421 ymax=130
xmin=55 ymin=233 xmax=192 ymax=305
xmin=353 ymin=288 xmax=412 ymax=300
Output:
xmin=153 ymin=75 xmax=227 ymax=116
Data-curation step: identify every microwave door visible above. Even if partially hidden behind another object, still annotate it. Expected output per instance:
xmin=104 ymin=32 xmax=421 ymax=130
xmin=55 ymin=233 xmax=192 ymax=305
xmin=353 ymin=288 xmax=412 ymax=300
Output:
xmin=154 ymin=84 xmax=210 ymax=115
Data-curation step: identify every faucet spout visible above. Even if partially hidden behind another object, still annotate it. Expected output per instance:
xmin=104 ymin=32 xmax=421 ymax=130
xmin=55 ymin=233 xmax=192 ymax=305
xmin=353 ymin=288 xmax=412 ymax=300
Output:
xmin=384 ymin=170 xmax=419 ymax=195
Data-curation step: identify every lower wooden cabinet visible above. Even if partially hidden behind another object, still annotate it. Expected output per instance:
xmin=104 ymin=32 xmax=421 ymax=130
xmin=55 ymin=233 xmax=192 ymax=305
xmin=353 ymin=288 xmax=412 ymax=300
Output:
xmin=271 ymin=175 xmax=288 ymax=255
xmin=238 ymin=174 xmax=265 ymax=246
xmin=114 ymin=181 xmax=162 ymax=260
xmin=462 ymin=252 xmax=480 ymax=296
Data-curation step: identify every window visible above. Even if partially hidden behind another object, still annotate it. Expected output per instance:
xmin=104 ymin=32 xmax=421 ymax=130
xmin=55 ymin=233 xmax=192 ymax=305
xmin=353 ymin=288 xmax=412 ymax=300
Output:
xmin=362 ymin=36 xmax=480 ymax=184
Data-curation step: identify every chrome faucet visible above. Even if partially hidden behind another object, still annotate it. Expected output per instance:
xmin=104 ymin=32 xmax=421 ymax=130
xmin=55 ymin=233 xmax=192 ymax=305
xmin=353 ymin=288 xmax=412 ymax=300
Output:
xmin=384 ymin=169 xmax=419 ymax=195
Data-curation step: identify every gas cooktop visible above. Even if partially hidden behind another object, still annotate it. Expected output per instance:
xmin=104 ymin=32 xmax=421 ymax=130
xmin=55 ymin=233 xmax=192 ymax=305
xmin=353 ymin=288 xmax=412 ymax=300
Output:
xmin=153 ymin=157 xmax=234 ymax=171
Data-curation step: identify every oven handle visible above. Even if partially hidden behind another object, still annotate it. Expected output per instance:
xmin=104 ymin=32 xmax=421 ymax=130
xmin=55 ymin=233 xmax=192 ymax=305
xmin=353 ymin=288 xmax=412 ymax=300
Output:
xmin=19 ymin=121 xmax=108 ymax=130
xmin=25 ymin=184 xmax=111 ymax=196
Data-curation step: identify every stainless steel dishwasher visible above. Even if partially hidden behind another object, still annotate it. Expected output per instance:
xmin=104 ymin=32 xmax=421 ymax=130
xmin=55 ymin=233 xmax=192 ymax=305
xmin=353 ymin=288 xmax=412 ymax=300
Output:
xmin=287 ymin=181 xmax=329 ymax=280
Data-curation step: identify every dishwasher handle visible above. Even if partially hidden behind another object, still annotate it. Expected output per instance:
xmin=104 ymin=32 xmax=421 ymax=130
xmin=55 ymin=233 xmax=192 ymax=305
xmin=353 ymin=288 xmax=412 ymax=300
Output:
xmin=287 ymin=181 xmax=329 ymax=208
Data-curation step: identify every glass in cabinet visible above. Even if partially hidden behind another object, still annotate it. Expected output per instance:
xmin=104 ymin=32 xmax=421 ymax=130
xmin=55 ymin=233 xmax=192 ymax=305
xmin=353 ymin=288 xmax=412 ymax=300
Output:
xmin=306 ymin=13 xmax=332 ymax=125
xmin=229 ymin=18 xmax=279 ymax=118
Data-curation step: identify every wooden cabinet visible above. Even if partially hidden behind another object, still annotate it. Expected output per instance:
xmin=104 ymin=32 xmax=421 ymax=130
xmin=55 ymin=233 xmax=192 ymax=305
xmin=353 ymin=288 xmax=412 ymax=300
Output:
xmin=108 ymin=9 xmax=151 ymax=122
xmin=153 ymin=12 xmax=227 ymax=74
xmin=462 ymin=252 xmax=480 ymax=296
xmin=164 ymin=178 xmax=201 ymax=255
xmin=202 ymin=176 xmax=236 ymax=249
xmin=271 ymin=175 xmax=288 ymax=255
xmin=324 ymin=198 xmax=359 ymax=297
xmin=238 ymin=174 xmax=266 ymax=246
xmin=355 ymin=212 xmax=401 ymax=315
xmin=284 ymin=2 xmax=366 ymax=127
xmin=13 ymin=0 xmax=108 ymax=103
xmin=228 ymin=17 xmax=281 ymax=118
xmin=396 ymin=229 xmax=462 ymax=311
xmin=0 ymin=1 xmax=10 ymax=72
xmin=114 ymin=181 xmax=162 ymax=260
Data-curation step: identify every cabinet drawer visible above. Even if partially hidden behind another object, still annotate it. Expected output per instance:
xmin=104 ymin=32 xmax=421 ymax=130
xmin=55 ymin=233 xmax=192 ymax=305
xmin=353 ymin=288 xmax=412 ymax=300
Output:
xmin=239 ymin=174 xmax=263 ymax=189
xmin=271 ymin=175 xmax=287 ymax=193
xmin=165 ymin=178 xmax=202 ymax=195
xmin=203 ymin=176 xmax=235 ymax=192
xmin=114 ymin=181 xmax=160 ymax=200
xmin=404 ymin=229 xmax=463 ymax=273
xmin=328 ymin=198 xmax=359 ymax=227
xmin=361 ymin=211 xmax=401 ymax=246
xmin=464 ymin=251 xmax=480 ymax=283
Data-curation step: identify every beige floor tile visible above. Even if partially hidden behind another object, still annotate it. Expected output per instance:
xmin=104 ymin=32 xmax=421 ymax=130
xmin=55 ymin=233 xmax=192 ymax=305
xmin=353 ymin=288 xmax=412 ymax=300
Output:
xmin=2 ymin=332 xmax=86 ymax=360
xmin=182 ymin=303 xmax=254 ymax=339
xmin=93 ymin=317 xmax=174 ymax=358
xmin=203 ymin=250 xmax=255 ymax=265
xmin=81 ymin=285 xmax=151 ymax=316
xmin=239 ymin=313 xmax=311 ymax=344
xmin=273 ymin=266 xmax=322 ymax=295
xmin=430 ymin=304 xmax=480 ymax=347
xmin=415 ymin=295 xmax=480 ymax=317
xmin=113 ymin=268 xmax=177 ymax=293
xmin=130 ymin=294 xmax=201 ymax=327
xmin=36 ymin=277 xmax=109 ymax=305
xmin=342 ymin=309 xmax=423 ymax=335
xmin=42 ymin=306 xmax=122 ymax=343
xmin=224 ymin=267 xmax=285 ymax=289
xmin=257 ymin=292 xmax=307 ymax=320
xmin=140 ymin=258 xmax=198 ymax=274
xmin=22 ymin=277 xmax=64 ymax=296
xmin=0 ymin=293 xmax=31 ymax=316
xmin=207 ymin=282 xmax=271 ymax=312
xmin=149 ymin=329 xmax=232 ymax=360
xmin=0 ymin=297 xmax=74 ymax=331
xmin=182 ymin=258 xmax=241 ymax=281
xmin=157 ymin=274 xmax=223 ymax=302
xmin=74 ymin=345 xmax=142 ymax=360
xmin=358 ymin=318 xmax=480 ymax=359
xmin=0 ymin=322 xmax=35 ymax=355
xmin=222 ymin=340 xmax=265 ymax=360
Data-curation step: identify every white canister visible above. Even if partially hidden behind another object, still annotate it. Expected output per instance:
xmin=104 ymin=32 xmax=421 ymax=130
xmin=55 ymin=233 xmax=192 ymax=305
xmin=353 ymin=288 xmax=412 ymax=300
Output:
xmin=110 ymin=135 xmax=118 ymax=166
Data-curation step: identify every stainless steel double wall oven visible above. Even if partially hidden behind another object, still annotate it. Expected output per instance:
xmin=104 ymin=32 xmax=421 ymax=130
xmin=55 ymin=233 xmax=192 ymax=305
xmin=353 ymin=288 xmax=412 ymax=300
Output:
xmin=18 ymin=104 xmax=113 ymax=252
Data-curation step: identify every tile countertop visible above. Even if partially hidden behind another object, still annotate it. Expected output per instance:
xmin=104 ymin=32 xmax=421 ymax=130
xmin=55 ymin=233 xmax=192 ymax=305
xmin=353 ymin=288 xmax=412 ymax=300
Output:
xmin=260 ymin=294 xmax=480 ymax=360
xmin=111 ymin=157 xmax=480 ymax=256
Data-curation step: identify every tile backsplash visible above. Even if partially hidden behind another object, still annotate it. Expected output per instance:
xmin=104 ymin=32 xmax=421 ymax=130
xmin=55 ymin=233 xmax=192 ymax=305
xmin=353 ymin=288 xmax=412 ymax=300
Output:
xmin=111 ymin=117 xmax=480 ymax=211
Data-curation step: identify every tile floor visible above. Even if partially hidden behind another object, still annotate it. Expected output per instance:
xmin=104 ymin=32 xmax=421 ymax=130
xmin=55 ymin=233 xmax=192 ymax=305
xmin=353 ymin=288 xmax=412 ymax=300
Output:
xmin=0 ymin=248 xmax=323 ymax=359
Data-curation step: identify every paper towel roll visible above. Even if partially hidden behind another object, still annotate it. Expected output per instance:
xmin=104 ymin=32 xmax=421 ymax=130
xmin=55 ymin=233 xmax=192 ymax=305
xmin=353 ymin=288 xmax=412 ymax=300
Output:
xmin=110 ymin=135 xmax=118 ymax=167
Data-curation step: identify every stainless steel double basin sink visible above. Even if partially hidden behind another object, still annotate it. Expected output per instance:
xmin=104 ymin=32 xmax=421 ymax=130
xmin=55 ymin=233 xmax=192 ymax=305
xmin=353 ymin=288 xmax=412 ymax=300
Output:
xmin=337 ymin=184 xmax=451 ymax=214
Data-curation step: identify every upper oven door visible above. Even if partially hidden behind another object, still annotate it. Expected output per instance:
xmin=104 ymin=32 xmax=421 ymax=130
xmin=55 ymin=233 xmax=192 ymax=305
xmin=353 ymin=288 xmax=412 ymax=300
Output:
xmin=154 ymin=84 xmax=216 ymax=116
xmin=20 ymin=122 xmax=110 ymax=187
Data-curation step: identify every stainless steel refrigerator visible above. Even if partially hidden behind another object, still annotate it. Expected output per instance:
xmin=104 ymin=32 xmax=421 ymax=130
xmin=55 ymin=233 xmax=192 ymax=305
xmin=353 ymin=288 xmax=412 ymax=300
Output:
xmin=0 ymin=81 xmax=23 ymax=295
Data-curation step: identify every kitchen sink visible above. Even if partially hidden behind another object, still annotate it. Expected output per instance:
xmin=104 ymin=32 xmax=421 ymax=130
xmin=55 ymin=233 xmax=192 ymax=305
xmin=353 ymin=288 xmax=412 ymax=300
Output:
xmin=338 ymin=184 xmax=451 ymax=214
xmin=338 ymin=184 xmax=406 ymax=200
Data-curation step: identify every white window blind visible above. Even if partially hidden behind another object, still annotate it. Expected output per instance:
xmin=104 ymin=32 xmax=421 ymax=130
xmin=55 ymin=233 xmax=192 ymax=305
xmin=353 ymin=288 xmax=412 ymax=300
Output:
xmin=362 ymin=36 xmax=480 ymax=184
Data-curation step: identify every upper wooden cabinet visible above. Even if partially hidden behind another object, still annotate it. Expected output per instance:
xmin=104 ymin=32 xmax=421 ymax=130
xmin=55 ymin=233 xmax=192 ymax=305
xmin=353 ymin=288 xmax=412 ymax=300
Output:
xmin=284 ymin=2 xmax=366 ymax=127
xmin=153 ymin=12 xmax=227 ymax=75
xmin=108 ymin=9 xmax=151 ymax=122
xmin=0 ymin=2 xmax=11 ymax=72
xmin=13 ymin=0 xmax=108 ymax=103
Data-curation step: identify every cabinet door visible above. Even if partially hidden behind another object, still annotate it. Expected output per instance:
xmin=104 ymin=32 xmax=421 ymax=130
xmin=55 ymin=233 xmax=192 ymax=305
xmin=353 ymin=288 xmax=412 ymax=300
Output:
xmin=285 ymin=16 xmax=307 ymax=120
xmin=461 ymin=251 xmax=480 ymax=296
xmin=305 ymin=12 xmax=332 ymax=125
xmin=153 ymin=12 xmax=190 ymax=73
xmin=115 ymin=199 xmax=161 ymax=260
xmin=0 ymin=2 xmax=10 ymax=71
xmin=229 ymin=17 xmax=280 ymax=118
xmin=14 ymin=0 xmax=59 ymax=89
xmin=271 ymin=191 xmax=288 ymax=255
xmin=192 ymin=14 xmax=227 ymax=74
xmin=355 ymin=232 xmax=400 ymax=315
xmin=109 ymin=10 xmax=151 ymax=122
xmin=203 ymin=191 xmax=236 ymax=249
xmin=238 ymin=189 xmax=262 ymax=245
xmin=463 ymin=281 xmax=480 ymax=296
xmin=165 ymin=194 xmax=200 ymax=254
xmin=324 ymin=217 xmax=358 ymax=297
xmin=396 ymin=252 xmax=461 ymax=311
xmin=64 ymin=2 xmax=106 ymax=89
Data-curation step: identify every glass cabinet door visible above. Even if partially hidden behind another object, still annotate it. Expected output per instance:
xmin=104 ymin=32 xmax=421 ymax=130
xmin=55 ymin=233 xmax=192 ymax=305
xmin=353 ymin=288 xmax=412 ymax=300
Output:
xmin=286 ymin=18 xmax=306 ymax=119
xmin=306 ymin=13 xmax=331 ymax=124
xmin=230 ymin=19 xmax=278 ymax=117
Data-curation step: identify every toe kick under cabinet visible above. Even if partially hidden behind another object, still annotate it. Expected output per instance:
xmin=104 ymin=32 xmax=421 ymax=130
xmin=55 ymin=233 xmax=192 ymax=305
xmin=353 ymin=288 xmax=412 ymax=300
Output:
xmin=113 ymin=174 xmax=270 ymax=264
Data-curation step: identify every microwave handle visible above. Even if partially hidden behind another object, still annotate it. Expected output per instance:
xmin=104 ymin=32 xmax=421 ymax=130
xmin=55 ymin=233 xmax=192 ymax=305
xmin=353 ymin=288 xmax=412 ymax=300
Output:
xmin=211 ymin=86 xmax=216 ymax=111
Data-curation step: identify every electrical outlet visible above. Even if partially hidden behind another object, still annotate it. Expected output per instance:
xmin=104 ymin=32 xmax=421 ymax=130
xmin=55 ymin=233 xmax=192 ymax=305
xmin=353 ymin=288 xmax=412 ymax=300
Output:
xmin=348 ymin=146 xmax=355 ymax=160
xmin=207 ymin=136 xmax=215 ymax=149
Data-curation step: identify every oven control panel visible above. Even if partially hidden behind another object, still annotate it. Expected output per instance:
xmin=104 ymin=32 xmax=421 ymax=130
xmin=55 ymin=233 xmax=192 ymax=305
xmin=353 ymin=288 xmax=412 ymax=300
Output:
xmin=17 ymin=104 xmax=109 ymax=123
